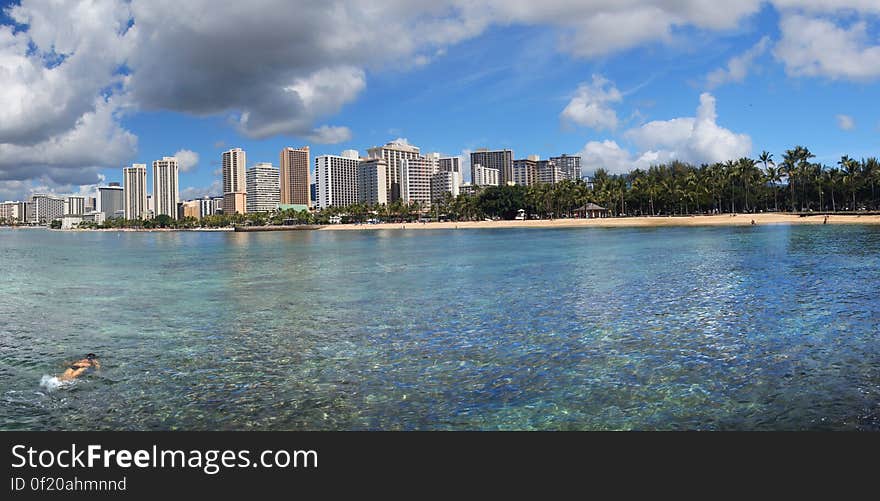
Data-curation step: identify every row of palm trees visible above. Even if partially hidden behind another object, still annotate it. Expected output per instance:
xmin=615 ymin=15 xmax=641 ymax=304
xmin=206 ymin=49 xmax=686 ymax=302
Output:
xmin=590 ymin=147 xmax=880 ymax=216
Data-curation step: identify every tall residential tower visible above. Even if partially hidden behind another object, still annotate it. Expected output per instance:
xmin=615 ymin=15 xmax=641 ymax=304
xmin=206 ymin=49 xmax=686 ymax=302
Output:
xmin=280 ymin=146 xmax=310 ymax=207
xmin=222 ymin=148 xmax=247 ymax=215
xmin=152 ymin=157 xmax=179 ymax=219
xmin=123 ymin=164 xmax=149 ymax=220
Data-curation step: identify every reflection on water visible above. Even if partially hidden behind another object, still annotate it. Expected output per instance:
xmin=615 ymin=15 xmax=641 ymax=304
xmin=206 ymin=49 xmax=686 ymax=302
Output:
xmin=1 ymin=225 xmax=879 ymax=430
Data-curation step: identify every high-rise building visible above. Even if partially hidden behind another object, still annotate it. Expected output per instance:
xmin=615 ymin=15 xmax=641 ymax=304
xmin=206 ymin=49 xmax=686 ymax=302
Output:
xmin=472 ymin=164 xmax=500 ymax=187
xmin=279 ymin=146 xmax=310 ymax=207
xmin=123 ymin=164 xmax=149 ymax=220
xmin=197 ymin=197 xmax=212 ymax=218
xmin=470 ymin=149 xmax=513 ymax=186
xmin=315 ymin=150 xmax=360 ymax=210
xmin=513 ymin=157 xmax=539 ymax=186
xmin=438 ymin=156 xmax=461 ymax=173
xmin=537 ymin=160 xmax=564 ymax=185
xmin=431 ymin=170 xmax=461 ymax=204
xmin=246 ymin=163 xmax=280 ymax=213
xmin=367 ymin=140 xmax=421 ymax=202
xmin=211 ymin=197 xmax=224 ymax=215
xmin=550 ymin=154 xmax=582 ymax=181
xmin=222 ymin=148 xmax=247 ymax=215
xmin=28 ymin=194 xmax=64 ymax=224
xmin=152 ymin=157 xmax=179 ymax=219
xmin=178 ymin=200 xmax=200 ymax=219
xmin=357 ymin=158 xmax=388 ymax=206
xmin=0 ymin=201 xmax=28 ymax=223
xmin=400 ymin=156 xmax=438 ymax=206
xmin=65 ymin=196 xmax=85 ymax=216
xmin=84 ymin=196 xmax=97 ymax=213
xmin=98 ymin=184 xmax=125 ymax=219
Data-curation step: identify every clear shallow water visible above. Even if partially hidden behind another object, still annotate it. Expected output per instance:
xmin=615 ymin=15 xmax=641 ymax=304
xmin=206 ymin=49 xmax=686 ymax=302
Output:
xmin=1 ymin=225 xmax=879 ymax=430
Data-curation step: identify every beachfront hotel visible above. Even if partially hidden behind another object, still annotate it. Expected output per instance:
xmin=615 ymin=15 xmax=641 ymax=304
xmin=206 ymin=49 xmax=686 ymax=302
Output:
xmin=470 ymin=149 xmax=514 ymax=186
xmin=400 ymin=155 xmax=439 ymax=206
xmin=123 ymin=164 xmax=149 ymax=220
xmin=431 ymin=170 xmax=462 ymax=203
xmin=315 ymin=150 xmax=360 ymax=209
xmin=0 ymin=201 xmax=27 ymax=223
xmin=513 ymin=156 xmax=539 ymax=186
xmin=367 ymin=140 xmax=422 ymax=202
xmin=551 ymin=154 xmax=582 ymax=182
xmin=473 ymin=164 xmax=500 ymax=187
xmin=280 ymin=146 xmax=310 ymax=208
xmin=357 ymin=158 xmax=389 ymax=206
xmin=27 ymin=194 xmax=64 ymax=225
xmin=438 ymin=156 xmax=461 ymax=174
xmin=222 ymin=148 xmax=247 ymax=215
xmin=536 ymin=159 xmax=565 ymax=185
xmin=246 ymin=163 xmax=281 ymax=213
xmin=153 ymin=157 xmax=180 ymax=220
xmin=98 ymin=184 xmax=125 ymax=220
xmin=65 ymin=196 xmax=85 ymax=216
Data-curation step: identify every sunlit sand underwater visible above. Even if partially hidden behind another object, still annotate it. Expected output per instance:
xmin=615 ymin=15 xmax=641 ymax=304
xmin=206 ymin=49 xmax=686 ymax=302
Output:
xmin=1 ymin=225 xmax=879 ymax=430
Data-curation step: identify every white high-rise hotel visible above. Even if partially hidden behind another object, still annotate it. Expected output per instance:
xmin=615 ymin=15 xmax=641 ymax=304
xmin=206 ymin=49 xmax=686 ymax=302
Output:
xmin=367 ymin=140 xmax=421 ymax=202
xmin=315 ymin=150 xmax=360 ymax=210
xmin=400 ymin=154 xmax=438 ymax=206
xmin=246 ymin=163 xmax=280 ymax=213
xmin=357 ymin=158 xmax=388 ymax=206
xmin=124 ymin=164 xmax=149 ymax=220
xmin=152 ymin=157 xmax=179 ymax=219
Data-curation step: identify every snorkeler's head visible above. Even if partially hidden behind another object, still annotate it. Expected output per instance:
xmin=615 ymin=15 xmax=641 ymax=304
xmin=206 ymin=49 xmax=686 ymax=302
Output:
xmin=86 ymin=353 xmax=97 ymax=360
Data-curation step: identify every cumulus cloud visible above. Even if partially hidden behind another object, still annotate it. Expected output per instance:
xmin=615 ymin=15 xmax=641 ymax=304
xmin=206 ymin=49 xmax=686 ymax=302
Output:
xmin=705 ymin=36 xmax=771 ymax=89
xmin=174 ymin=149 xmax=200 ymax=172
xmin=305 ymin=126 xmax=353 ymax=145
xmin=836 ymin=114 xmax=856 ymax=131
xmin=0 ymin=97 xmax=137 ymax=185
xmin=579 ymin=93 xmax=751 ymax=175
xmin=465 ymin=1 xmax=764 ymax=58
xmin=180 ymin=180 xmax=222 ymax=201
xmin=774 ymin=13 xmax=880 ymax=80
xmin=561 ymin=75 xmax=622 ymax=130
xmin=7 ymin=0 xmax=880 ymax=198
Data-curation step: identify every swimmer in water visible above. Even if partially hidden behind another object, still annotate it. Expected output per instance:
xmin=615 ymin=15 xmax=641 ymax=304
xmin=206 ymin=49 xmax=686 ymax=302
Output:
xmin=58 ymin=353 xmax=100 ymax=382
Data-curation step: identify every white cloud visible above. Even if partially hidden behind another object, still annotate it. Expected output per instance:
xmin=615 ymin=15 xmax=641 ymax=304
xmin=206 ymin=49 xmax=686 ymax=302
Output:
xmin=305 ymin=126 xmax=352 ymax=145
xmin=0 ymin=97 xmax=137 ymax=186
xmin=836 ymin=114 xmax=856 ymax=131
xmin=561 ymin=75 xmax=622 ymax=130
xmin=465 ymin=1 xmax=764 ymax=58
xmin=774 ymin=13 xmax=880 ymax=80
xmin=579 ymin=93 xmax=751 ymax=175
xmin=180 ymin=180 xmax=222 ymax=201
xmin=705 ymin=36 xmax=771 ymax=89
xmin=7 ymin=0 xmax=880 ymax=197
xmin=174 ymin=149 xmax=200 ymax=172
xmin=580 ymin=140 xmax=638 ymax=175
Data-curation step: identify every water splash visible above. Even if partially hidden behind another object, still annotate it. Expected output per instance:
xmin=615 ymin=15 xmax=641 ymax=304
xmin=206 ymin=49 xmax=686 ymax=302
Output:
xmin=39 ymin=375 xmax=70 ymax=392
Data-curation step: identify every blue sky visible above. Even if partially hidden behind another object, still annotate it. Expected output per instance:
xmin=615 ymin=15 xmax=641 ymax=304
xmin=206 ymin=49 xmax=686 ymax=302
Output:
xmin=1 ymin=1 xmax=878 ymax=201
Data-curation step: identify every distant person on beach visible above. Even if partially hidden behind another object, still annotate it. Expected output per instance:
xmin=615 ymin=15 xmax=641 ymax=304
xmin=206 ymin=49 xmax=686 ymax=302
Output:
xmin=824 ymin=215 xmax=828 ymax=224
xmin=751 ymin=219 xmax=756 ymax=225
xmin=58 ymin=354 xmax=100 ymax=382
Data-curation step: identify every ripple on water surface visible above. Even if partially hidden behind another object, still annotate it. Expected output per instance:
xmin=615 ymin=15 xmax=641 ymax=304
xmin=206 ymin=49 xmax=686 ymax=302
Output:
xmin=1 ymin=226 xmax=879 ymax=430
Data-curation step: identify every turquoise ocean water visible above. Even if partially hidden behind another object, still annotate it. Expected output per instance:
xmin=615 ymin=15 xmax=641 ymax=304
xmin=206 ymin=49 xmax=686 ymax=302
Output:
xmin=1 ymin=225 xmax=878 ymax=430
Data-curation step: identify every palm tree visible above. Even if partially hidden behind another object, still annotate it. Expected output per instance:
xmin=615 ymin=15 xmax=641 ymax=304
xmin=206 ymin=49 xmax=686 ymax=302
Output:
xmin=839 ymin=155 xmax=860 ymax=211
xmin=765 ymin=164 xmax=781 ymax=211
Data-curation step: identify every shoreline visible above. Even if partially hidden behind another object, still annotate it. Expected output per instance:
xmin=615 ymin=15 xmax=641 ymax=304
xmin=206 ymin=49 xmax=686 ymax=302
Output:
xmin=317 ymin=213 xmax=880 ymax=231
xmin=5 ymin=213 xmax=880 ymax=233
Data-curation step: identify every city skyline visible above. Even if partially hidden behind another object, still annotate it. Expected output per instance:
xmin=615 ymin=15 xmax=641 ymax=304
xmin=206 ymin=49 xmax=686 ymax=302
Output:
xmin=1 ymin=1 xmax=879 ymax=204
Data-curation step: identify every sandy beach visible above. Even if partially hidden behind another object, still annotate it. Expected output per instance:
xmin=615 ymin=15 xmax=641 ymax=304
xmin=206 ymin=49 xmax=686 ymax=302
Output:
xmin=318 ymin=213 xmax=880 ymax=231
